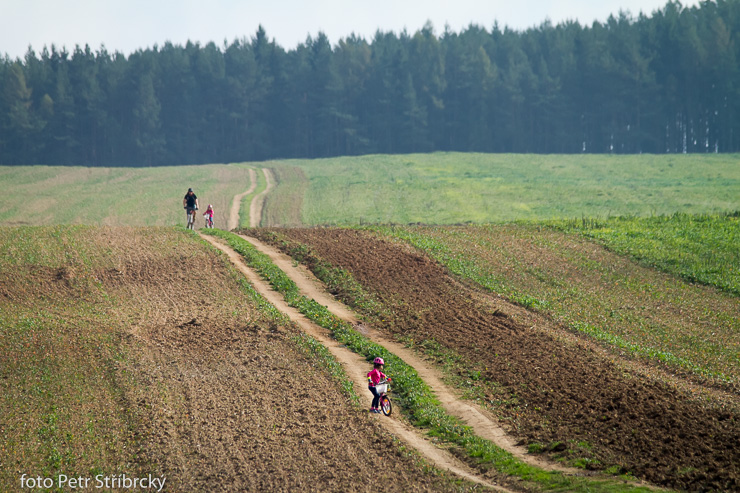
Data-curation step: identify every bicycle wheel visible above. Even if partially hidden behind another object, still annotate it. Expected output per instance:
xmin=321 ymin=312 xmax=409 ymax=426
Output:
xmin=380 ymin=395 xmax=392 ymax=416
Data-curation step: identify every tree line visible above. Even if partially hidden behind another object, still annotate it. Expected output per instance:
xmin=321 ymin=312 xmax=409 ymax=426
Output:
xmin=1 ymin=0 xmax=739 ymax=166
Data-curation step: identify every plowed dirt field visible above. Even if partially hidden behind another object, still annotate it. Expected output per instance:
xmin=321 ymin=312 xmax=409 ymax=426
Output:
xmin=106 ymin=229 xmax=483 ymax=492
xmin=1 ymin=227 xmax=478 ymax=492
xmin=254 ymin=227 xmax=740 ymax=492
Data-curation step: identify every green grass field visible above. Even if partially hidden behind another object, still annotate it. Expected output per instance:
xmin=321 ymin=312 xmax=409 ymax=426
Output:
xmin=2 ymin=153 xmax=738 ymax=227
xmin=274 ymin=153 xmax=740 ymax=225
xmin=0 ymin=164 xmax=255 ymax=227
xmin=3 ymin=155 xmax=737 ymax=384
xmin=261 ymin=166 xmax=308 ymax=227
xmin=546 ymin=213 xmax=740 ymax=296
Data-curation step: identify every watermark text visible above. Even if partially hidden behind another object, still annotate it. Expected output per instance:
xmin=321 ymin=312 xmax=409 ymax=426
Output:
xmin=20 ymin=473 xmax=166 ymax=491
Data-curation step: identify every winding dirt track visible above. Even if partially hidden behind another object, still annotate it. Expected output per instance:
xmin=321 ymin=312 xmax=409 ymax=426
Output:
xmin=200 ymin=232 xmax=514 ymax=492
xmin=248 ymin=168 xmax=275 ymax=229
xmin=236 ymin=234 xmax=580 ymax=475
xmin=226 ymin=168 xmax=257 ymax=230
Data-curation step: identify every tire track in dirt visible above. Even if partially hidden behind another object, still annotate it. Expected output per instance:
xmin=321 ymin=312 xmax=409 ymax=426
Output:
xmin=249 ymin=168 xmax=275 ymax=228
xmin=199 ymin=232 xmax=514 ymax=492
xmin=227 ymin=168 xmax=257 ymax=230
xmin=237 ymin=234 xmax=581 ymax=477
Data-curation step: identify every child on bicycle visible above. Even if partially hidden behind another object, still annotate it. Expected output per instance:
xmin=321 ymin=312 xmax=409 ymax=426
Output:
xmin=367 ymin=357 xmax=388 ymax=414
xmin=203 ymin=204 xmax=214 ymax=228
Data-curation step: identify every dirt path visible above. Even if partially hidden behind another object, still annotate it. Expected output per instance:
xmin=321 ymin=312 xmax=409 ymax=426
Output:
xmin=264 ymin=228 xmax=740 ymax=492
xmin=226 ymin=168 xmax=257 ymax=230
xmin=200 ymin=233 xmax=513 ymax=492
xmin=237 ymin=233 xmax=580 ymax=476
xmin=249 ymin=168 xmax=275 ymax=228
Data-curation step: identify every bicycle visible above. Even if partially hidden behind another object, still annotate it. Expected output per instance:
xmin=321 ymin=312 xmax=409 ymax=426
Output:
xmin=204 ymin=215 xmax=214 ymax=228
xmin=185 ymin=207 xmax=197 ymax=230
xmin=375 ymin=378 xmax=393 ymax=416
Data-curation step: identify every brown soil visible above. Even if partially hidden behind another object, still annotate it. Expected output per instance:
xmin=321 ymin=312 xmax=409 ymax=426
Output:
xmin=236 ymin=233 xmax=578 ymax=477
xmin=406 ymin=224 xmax=740 ymax=392
xmin=255 ymin=227 xmax=740 ymax=492
xmin=92 ymin=228 xmax=477 ymax=492
xmin=201 ymin=233 xmax=513 ymax=491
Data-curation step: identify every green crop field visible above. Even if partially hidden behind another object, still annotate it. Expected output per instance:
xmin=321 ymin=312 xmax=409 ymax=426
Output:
xmin=272 ymin=152 xmax=740 ymax=225
xmin=0 ymin=164 xmax=255 ymax=227
xmin=2 ymin=153 xmax=738 ymax=227
xmin=547 ymin=213 xmax=740 ymax=296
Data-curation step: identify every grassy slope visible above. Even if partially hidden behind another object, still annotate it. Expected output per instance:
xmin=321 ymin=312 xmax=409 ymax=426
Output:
xmin=275 ymin=153 xmax=740 ymax=225
xmin=0 ymin=164 xmax=255 ymax=227
xmin=262 ymin=165 xmax=308 ymax=227
xmin=265 ymin=154 xmax=739 ymax=385
xmin=546 ymin=213 xmax=740 ymax=295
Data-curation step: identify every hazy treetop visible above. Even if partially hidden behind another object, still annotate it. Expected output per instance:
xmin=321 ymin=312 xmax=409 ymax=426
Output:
xmin=1 ymin=0 xmax=700 ymax=59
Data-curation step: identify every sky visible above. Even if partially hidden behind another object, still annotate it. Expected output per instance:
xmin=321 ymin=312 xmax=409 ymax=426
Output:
xmin=1 ymin=0 xmax=700 ymax=59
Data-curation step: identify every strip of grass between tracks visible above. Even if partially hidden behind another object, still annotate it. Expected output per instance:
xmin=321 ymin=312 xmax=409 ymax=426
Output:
xmin=194 ymin=228 xmax=361 ymax=403
xmin=203 ymin=228 xmax=656 ymax=493
xmin=239 ymin=167 xmax=266 ymax=229
xmin=251 ymin=229 xmax=653 ymax=476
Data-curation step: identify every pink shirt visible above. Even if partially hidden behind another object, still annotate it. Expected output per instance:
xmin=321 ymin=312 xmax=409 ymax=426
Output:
xmin=367 ymin=368 xmax=386 ymax=386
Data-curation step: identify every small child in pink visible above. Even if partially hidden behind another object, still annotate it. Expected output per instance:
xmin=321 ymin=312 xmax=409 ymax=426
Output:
xmin=367 ymin=357 xmax=387 ymax=413
xmin=203 ymin=204 xmax=214 ymax=228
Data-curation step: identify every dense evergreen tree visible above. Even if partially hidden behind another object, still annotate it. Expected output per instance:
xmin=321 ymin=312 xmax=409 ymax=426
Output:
xmin=1 ymin=0 xmax=738 ymax=165
xmin=0 ymin=62 xmax=35 ymax=163
xmin=333 ymin=34 xmax=373 ymax=155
